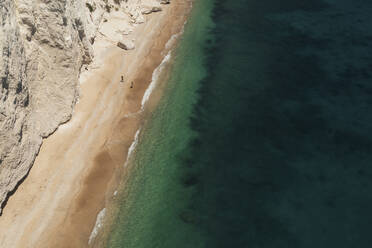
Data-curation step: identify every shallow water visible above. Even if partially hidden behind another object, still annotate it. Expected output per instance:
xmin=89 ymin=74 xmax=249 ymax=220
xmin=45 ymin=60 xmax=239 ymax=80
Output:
xmin=107 ymin=0 xmax=213 ymax=247
xmin=108 ymin=0 xmax=372 ymax=247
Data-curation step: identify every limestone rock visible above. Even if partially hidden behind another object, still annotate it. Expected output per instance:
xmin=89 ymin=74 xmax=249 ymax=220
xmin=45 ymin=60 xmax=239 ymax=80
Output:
xmin=0 ymin=0 xmax=94 ymax=214
xmin=0 ymin=0 xmax=172 ymax=214
xmin=127 ymin=7 xmax=146 ymax=24
xmin=160 ymin=0 xmax=171 ymax=4
xmin=142 ymin=6 xmax=162 ymax=15
xmin=117 ymin=40 xmax=135 ymax=50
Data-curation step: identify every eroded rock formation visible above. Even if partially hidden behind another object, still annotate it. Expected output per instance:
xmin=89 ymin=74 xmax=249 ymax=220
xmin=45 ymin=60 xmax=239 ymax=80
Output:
xmin=0 ymin=0 xmax=163 ymax=213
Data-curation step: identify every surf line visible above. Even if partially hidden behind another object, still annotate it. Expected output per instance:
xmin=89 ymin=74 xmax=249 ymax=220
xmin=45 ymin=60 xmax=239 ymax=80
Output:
xmin=88 ymin=208 xmax=106 ymax=245
xmin=141 ymin=51 xmax=172 ymax=109
xmin=87 ymin=21 xmax=187 ymax=246
xmin=141 ymin=23 xmax=186 ymax=109
xmin=123 ymin=128 xmax=141 ymax=167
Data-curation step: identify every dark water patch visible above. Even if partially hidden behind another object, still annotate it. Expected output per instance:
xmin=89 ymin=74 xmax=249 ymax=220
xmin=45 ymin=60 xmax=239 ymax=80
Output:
xmin=182 ymin=0 xmax=372 ymax=247
xmin=107 ymin=0 xmax=372 ymax=246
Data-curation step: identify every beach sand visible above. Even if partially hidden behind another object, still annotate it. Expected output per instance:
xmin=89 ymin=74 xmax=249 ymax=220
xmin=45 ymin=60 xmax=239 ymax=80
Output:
xmin=0 ymin=2 xmax=189 ymax=247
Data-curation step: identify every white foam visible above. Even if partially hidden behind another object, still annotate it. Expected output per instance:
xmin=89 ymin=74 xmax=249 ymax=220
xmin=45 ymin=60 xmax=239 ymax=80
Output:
xmin=141 ymin=17 xmax=189 ymax=109
xmin=124 ymin=128 xmax=141 ymax=167
xmin=165 ymin=21 xmax=186 ymax=50
xmin=165 ymin=32 xmax=181 ymax=50
xmin=141 ymin=51 xmax=172 ymax=109
xmin=88 ymin=208 xmax=106 ymax=245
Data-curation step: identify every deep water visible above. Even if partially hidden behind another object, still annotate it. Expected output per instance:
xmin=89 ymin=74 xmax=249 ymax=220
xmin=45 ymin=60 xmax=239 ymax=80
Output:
xmin=108 ymin=0 xmax=372 ymax=247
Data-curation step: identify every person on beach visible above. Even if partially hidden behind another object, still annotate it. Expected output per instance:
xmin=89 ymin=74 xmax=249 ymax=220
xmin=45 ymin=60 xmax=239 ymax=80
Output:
xmin=130 ymin=81 xmax=134 ymax=88
xmin=121 ymin=75 xmax=124 ymax=82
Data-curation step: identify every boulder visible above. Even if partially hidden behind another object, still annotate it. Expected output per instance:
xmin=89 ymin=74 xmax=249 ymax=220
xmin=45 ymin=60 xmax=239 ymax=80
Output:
xmin=117 ymin=40 xmax=135 ymax=50
xmin=160 ymin=0 xmax=170 ymax=4
xmin=141 ymin=6 xmax=162 ymax=15
xmin=128 ymin=8 xmax=145 ymax=24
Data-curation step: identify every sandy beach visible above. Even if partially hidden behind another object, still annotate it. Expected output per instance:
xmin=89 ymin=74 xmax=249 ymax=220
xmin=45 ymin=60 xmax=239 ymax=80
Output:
xmin=0 ymin=2 xmax=189 ymax=247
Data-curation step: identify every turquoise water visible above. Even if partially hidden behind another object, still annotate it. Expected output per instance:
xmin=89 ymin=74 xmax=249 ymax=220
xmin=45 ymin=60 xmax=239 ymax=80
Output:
xmin=107 ymin=0 xmax=213 ymax=247
xmin=109 ymin=0 xmax=372 ymax=247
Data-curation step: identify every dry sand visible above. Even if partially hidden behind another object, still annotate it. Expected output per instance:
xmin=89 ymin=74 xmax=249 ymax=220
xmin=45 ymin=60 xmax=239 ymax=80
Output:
xmin=0 ymin=2 xmax=190 ymax=247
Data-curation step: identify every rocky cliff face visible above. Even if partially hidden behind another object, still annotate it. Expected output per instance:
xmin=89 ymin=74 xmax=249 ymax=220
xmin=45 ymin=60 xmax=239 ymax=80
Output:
xmin=0 ymin=0 xmax=165 ymax=213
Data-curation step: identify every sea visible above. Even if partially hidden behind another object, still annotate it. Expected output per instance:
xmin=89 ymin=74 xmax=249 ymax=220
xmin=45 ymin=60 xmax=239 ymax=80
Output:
xmin=107 ymin=0 xmax=372 ymax=247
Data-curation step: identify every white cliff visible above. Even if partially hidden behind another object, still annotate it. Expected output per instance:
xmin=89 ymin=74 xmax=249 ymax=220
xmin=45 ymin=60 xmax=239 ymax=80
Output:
xmin=0 ymin=0 xmax=166 ymax=213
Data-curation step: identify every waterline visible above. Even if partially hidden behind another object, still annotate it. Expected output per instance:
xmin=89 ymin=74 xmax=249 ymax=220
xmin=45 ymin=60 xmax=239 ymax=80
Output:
xmin=124 ymin=128 xmax=141 ymax=167
xmin=88 ymin=208 xmax=106 ymax=245
xmin=141 ymin=52 xmax=172 ymax=109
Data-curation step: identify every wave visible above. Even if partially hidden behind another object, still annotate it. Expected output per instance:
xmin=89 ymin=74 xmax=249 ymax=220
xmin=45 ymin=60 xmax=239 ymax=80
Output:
xmin=88 ymin=208 xmax=106 ymax=245
xmin=141 ymin=17 xmax=188 ymax=109
xmin=165 ymin=27 xmax=183 ymax=50
xmin=124 ymin=128 xmax=141 ymax=167
xmin=141 ymin=52 xmax=172 ymax=109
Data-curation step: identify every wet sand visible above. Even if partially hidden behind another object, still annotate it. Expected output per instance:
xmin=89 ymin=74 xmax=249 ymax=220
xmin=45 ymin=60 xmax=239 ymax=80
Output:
xmin=0 ymin=2 xmax=189 ymax=248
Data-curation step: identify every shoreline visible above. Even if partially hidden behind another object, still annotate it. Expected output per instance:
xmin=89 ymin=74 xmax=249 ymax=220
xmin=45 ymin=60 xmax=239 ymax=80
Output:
xmin=91 ymin=11 xmax=190 ymax=247
xmin=0 ymin=1 xmax=191 ymax=247
xmin=90 ymin=26 xmax=183 ymax=247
